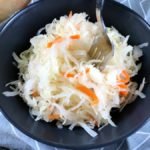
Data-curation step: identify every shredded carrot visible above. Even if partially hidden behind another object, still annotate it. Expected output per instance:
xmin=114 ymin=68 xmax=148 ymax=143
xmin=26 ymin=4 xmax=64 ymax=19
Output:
xmin=117 ymin=83 xmax=128 ymax=97
xmin=86 ymin=68 xmax=90 ymax=73
xmin=117 ymin=70 xmax=130 ymax=83
xmin=62 ymin=72 xmax=75 ymax=78
xmin=68 ymin=11 xmax=73 ymax=18
xmin=119 ymin=91 xmax=128 ymax=97
xmin=48 ymin=114 xmax=60 ymax=120
xmin=76 ymin=83 xmax=99 ymax=105
xmin=117 ymin=70 xmax=130 ymax=97
xmin=47 ymin=42 xmax=53 ymax=48
xmin=63 ymin=71 xmax=84 ymax=78
xmin=118 ymin=84 xmax=128 ymax=89
xmin=66 ymin=73 xmax=75 ymax=78
xmin=47 ymin=36 xmax=64 ymax=48
xmin=54 ymin=36 xmax=64 ymax=43
xmin=70 ymin=34 xmax=80 ymax=39
xmin=31 ymin=90 xmax=39 ymax=97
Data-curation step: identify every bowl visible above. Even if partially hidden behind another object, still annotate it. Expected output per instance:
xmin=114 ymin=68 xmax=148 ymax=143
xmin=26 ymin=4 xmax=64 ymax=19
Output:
xmin=0 ymin=0 xmax=150 ymax=149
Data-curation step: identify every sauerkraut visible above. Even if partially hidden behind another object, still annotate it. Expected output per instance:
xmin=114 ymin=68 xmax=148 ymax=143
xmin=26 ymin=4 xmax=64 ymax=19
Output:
xmin=3 ymin=12 xmax=146 ymax=137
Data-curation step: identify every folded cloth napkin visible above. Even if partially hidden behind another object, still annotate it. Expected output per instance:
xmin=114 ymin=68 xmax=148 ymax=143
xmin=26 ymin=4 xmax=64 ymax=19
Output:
xmin=0 ymin=0 xmax=150 ymax=150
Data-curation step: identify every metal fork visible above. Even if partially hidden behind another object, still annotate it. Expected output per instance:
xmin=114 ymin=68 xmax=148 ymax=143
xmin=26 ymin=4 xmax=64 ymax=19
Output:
xmin=88 ymin=0 xmax=113 ymax=67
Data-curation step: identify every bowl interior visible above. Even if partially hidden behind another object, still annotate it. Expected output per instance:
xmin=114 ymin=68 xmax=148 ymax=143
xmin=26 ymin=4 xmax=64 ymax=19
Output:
xmin=0 ymin=0 xmax=150 ymax=149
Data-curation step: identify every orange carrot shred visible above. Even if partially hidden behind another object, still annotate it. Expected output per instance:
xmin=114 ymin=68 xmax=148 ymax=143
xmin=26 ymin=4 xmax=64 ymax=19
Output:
xmin=76 ymin=83 xmax=99 ymax=105
xmin=62 ymin=72 xmax=75 ymax=78
xmin=119 ymin=91 xmax=128 ymax=97
xmin=63 ymin=71 xmax=84 ymax=78
xmin=54 ymin=36 xmax=64 ymax=43
xmin=117 ymin=69 xmax=129 ymax=97
xmin=70 ymin=34 xmax=80 ymax=39
xmin=118 ymin=84 xmax=128 ymax=89
xmin=47 ymin=36 xmax=64 ymax=48
xmin=66 ymin=73 xmax=75 ymax=78
xmin=47 ymin=42 xmax=53 ymax=48
xmin=117 ymin=70 xmax=130 ymax=83
xmin=48 ymin=114 xmax=60 ymax=120
xmin=86 ymin=68 xmax=90 ymax=73
xmin=31 ymin=90 xmax=39 ymax=97
xmin=117 ymin=83 xmax=129 ymax=97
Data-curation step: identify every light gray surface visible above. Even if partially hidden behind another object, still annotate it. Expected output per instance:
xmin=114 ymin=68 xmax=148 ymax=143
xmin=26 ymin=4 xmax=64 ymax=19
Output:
xmin=116 ymin=0 xmax=150 ymax=24
xmin=0 ymin=0 xmax=150 ymax=150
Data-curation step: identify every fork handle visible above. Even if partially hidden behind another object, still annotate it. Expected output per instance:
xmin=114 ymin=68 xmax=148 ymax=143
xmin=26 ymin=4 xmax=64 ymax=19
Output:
xmin=96 ymin=0 xmax=104 ymax=12
xmin=96 ymin=0 xmax=105 ymax=33
xmin=96 ymin=0 xmax=104 ymax=22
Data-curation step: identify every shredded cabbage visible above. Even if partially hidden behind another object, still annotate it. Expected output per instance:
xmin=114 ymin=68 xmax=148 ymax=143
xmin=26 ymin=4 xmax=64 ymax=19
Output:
xmin=3 ymin=13 xmax=146 ymax=137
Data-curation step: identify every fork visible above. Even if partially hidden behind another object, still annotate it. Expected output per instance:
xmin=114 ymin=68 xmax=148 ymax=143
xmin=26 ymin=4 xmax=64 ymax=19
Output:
xmin=88 ymin=0 xmax=113 ymax=67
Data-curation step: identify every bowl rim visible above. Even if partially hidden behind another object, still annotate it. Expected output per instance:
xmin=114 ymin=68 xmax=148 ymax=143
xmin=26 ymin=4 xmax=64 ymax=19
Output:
xmin=0 ymin=0 xmax=150 ymax=149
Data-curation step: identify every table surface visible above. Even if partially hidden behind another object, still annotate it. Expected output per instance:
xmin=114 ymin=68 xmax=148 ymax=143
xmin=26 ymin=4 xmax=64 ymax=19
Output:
xmin=0 ymin=0 xmax=150 ymax=150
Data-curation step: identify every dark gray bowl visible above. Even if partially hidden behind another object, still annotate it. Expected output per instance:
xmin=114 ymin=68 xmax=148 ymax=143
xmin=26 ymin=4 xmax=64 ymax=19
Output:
xmin=0 ymin=0 xmax=150 ymax=149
